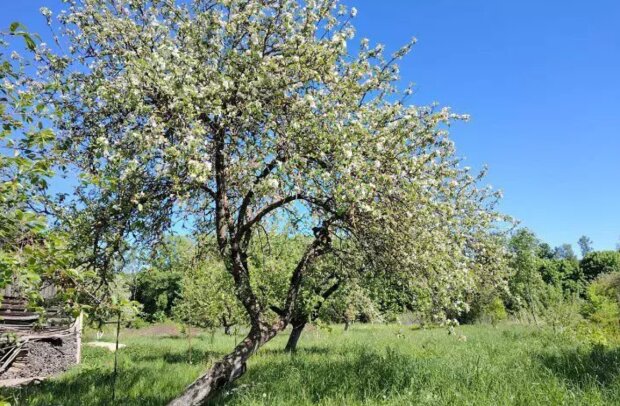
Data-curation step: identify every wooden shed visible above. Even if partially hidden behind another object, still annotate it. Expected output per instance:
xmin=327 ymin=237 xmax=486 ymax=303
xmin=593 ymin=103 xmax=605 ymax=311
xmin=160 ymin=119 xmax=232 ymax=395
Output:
xmin=0 ymin=284 xmax=82 ymax=386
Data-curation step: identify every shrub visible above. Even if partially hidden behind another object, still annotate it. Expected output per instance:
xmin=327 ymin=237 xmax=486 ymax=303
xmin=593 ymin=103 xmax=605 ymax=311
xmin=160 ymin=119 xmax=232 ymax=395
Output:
xmin=581 ymin=272 xmax=620 ymax=341
xmin=486 ymin=297 xmax=508 ymax=326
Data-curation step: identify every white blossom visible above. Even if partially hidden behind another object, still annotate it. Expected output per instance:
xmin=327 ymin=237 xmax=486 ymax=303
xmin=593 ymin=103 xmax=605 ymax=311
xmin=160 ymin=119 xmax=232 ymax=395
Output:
xmin=39 ymin=7 xmax=52 ymax=18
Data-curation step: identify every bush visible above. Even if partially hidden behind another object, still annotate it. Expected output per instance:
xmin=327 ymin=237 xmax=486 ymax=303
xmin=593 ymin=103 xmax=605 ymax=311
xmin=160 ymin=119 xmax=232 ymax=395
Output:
xmin=486 ymin=297 xmax=508 ymax=326
xmin=542 ymin=295 xmax=583 ymax=334
xmin=580 ymin=272 xmax=620 ymax=342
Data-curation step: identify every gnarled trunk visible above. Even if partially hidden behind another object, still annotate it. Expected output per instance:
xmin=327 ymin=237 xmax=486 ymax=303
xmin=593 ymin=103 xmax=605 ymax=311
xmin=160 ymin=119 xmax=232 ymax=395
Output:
xmin=168 ymin=322 xmax=284 ymax=406
xmin=284 ymin=318 xmax=307 ymax=353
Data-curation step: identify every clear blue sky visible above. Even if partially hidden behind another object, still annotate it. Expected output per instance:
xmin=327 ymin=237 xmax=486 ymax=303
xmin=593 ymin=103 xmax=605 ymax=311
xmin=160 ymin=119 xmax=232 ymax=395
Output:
xmin=3 ymin=1 xmax=619 ymax=251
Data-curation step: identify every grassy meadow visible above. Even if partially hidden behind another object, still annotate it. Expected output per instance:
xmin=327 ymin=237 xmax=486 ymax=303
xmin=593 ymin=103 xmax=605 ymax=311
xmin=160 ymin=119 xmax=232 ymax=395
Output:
xmin=2 ymin=323 xmax=620 ymax=405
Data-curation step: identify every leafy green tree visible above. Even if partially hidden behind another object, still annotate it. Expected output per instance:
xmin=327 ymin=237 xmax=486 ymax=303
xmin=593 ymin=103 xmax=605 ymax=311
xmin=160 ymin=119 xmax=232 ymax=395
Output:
xmin=581 ymin=251 xmax=620 ymax=281
xmin=38 ymin=1 xmax=506 ymax=402
xmin=485 ymin=297 xmax=508 ymax=326
xmin=0 ymin=30 xmax=78 ymax=310
xmin=538 ymin=258 xmax=584 ymax=296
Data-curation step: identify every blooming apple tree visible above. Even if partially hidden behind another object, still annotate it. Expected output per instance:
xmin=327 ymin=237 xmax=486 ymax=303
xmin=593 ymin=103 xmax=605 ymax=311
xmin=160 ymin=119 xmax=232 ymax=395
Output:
xmin=34 ymin=0 xmax=507 ymax=403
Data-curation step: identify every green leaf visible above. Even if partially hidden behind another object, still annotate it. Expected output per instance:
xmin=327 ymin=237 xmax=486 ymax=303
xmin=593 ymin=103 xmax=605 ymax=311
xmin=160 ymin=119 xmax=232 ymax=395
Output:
xmin=9 ymin=22 xmax=22 ymax=33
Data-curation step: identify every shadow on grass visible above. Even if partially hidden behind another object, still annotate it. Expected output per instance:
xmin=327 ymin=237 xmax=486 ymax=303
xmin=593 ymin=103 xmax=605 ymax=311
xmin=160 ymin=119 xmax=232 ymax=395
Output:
xmin=130 ymin=348 xmax=223 ymax=364
xmin=1 ymin=367 xmax=172 ymax=406
xmin=0 ymin=346 xmax=215 ymax=406
xmin=539 ymin=345 xmax=620 ymax=389
xmin=211 ymin=346 xmax=428 ymax=405
xmin=3 ymin=344 xmax=425 ymax=406
xmin=258 ymin=345 xmax=331 ymax=356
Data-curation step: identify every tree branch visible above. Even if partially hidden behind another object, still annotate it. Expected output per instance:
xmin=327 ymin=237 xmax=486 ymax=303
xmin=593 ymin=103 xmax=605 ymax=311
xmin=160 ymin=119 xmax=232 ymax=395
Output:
xmin=236 ymin=155 xmax=284 ymax=233
xmin=238 ymin=193 xmax=303 ymax=239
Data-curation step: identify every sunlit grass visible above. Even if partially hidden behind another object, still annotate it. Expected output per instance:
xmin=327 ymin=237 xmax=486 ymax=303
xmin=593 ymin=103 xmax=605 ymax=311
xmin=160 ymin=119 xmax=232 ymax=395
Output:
xmin=2 ymin=323 xmax=620 ymax=405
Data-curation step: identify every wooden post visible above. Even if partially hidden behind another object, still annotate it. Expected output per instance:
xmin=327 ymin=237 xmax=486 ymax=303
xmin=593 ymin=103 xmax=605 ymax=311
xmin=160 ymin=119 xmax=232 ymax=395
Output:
xmin=112 ymin=312 xmax=121 ymax=402
xmin=75 ymin=312 xmax=83 ymax=364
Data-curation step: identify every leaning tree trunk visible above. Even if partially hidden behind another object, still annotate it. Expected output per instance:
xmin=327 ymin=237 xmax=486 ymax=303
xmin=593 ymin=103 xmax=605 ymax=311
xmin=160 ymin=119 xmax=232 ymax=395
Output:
xmin=168 ymin=323 xmax=284 ymax=406
xmin=284 ymin=318 xmax=307 ymax=353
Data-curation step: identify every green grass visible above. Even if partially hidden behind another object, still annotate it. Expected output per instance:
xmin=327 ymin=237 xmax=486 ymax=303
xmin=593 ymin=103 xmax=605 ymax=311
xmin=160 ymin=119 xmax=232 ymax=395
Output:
xmin=3 ymin=323 xmax=620 ymax=405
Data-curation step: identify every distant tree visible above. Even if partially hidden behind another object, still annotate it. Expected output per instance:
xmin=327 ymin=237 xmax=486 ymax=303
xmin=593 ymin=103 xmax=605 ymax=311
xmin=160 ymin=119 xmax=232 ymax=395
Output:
xmin=578 ymin=236 xmax=594 ymax=257
xmin=134 ymin=236 xmax=193 ymax=320
xmin=554 ymin=244 xmax=577 ymax=261
xmin=538 ymin=243 xmax=555 ymax=260
xmin=174 ymin=258 xmax=247 ymax=335
xmin=580 ymin=251 xmax=620 ymax=281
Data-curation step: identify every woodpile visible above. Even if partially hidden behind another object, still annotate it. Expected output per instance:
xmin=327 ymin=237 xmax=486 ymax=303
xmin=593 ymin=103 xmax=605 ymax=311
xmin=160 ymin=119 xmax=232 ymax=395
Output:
xmin=0 ymin=293 xmax=82 ymax=386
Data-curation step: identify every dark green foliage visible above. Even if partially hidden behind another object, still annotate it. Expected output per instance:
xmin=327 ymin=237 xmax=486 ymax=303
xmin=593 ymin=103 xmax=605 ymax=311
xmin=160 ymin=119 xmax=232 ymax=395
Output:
xmin=538 ymin=243 xmax=555 ymax=260
xmin=581 ymin=251 xmax=620 ymax=281
xmin=135 ymin=269 xmax=183 ymax=321
xmin=538 ymin=258 xmax=585 ymax=296
xmin=501 ymin=229 xmax=588 ymax=323
xmin=134 ymin=236 xmax=193 ymax=321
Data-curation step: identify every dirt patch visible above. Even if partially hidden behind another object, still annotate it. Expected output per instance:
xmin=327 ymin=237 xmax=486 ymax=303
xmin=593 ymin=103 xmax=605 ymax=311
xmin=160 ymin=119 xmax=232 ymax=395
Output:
xmin=85 ymin=342 xmax=126 ymax=351
xmin=126 ymin=323 xmax=181 ymax=337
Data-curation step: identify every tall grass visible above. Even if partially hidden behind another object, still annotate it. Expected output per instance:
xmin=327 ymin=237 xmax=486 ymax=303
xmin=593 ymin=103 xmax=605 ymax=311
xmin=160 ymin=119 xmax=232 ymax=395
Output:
xmin=2 ymin=323 xmax=620 ymax=405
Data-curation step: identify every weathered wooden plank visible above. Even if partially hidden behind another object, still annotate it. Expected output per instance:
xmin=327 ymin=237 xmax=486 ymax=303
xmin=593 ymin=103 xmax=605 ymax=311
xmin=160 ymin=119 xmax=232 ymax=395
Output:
xmin=0 ymin=314 xmax=40 ymax=321
xmin=0 ymin=311 xmax=39 ymax=316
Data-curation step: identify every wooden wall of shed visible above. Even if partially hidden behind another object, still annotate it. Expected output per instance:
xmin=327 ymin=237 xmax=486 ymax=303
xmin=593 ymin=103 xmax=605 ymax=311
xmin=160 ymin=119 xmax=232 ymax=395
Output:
xmin=2 ymin=283 xmax=58 ymax=300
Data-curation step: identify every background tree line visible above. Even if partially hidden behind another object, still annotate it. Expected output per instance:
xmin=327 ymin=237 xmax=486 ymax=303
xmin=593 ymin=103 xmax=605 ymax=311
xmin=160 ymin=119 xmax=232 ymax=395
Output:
xmin=123 ymin=229 xmax=620 ymax=349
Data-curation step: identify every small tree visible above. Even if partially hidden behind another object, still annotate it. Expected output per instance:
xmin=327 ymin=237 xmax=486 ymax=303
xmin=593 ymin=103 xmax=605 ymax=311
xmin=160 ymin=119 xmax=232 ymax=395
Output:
xmin=507 ymin=229 xmax=547 ymax=324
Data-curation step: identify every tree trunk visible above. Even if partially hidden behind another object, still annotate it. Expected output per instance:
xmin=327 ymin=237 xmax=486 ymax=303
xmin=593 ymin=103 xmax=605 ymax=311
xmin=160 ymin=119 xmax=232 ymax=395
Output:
xmin=284 ymin=319 xmax=307 ymax=353
xmin=168 ymin=323 xmax=283 ymax=406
